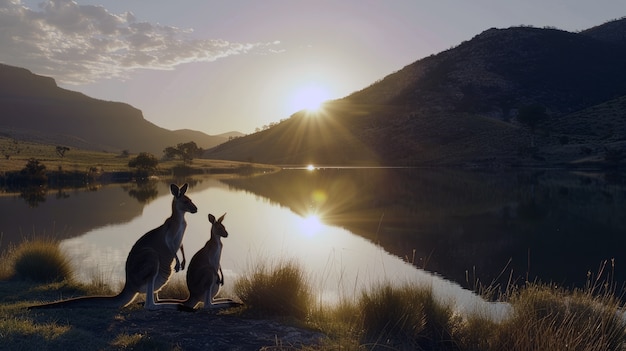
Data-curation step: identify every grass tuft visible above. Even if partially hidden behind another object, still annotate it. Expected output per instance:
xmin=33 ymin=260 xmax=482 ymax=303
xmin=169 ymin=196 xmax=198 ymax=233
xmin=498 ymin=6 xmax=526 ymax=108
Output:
xmin=234 ymin=258 xmax=313 ymax=320
xmin=492 ymin=283 xmax=626 ymax=351
xmin=6 ymin=239 xmax=75 ymax=284
xmin=2 ymin=241 xmax=626 ymax=351
xmin=358 ymin=283 xmax=458 ymax=350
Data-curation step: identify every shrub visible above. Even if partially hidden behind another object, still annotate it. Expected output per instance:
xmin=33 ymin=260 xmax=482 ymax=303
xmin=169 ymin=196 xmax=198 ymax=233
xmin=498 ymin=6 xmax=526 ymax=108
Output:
xmin=9 ymin=239 xmax=74 ymax=283
xmin=494 ymin=284 xmax=626 ymax=351
xmin=128 ymin=152 xmax=159 ymax=178
xmin=358 ymin=283 xmax=458 ymax=350
xmin=234 ymin=259 xmax=312 ymax=319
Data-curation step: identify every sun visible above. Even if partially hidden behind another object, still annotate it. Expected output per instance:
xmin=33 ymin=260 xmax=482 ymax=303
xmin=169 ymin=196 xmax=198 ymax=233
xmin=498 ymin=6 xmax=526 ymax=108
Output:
xmin=290 ymin=84 xmax=331 ymax=113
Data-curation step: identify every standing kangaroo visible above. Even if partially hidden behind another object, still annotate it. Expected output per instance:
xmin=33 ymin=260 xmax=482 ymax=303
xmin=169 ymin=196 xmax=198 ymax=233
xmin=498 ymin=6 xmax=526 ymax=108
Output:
xmin=176 ymin=213 xmax=241 ymax=311
xmin=28 ymin=183 xmax=197 ymax=310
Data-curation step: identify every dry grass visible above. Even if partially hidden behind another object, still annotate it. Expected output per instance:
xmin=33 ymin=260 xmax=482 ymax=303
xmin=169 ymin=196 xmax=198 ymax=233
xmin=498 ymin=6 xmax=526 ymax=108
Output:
xmin=357 ymin=283 xmax=459 ymax=350
xmin=492 ymin=284 xmax=626 ymax=351
xmin=2 ymin=239 xmax=626 ymax=350
xmin=234 ymin=258 xmax=313 ymax=320
xmin=0 ymin=136 xmax=279 ymax=175
xmin=3 ymin=239 xmax=75 ymax=284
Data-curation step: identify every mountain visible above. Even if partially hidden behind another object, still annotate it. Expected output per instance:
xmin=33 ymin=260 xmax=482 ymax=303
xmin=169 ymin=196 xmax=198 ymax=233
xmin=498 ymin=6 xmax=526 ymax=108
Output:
xmin=205 ymin=18 xmax=626 ymax=167
xmin=0 ymin=64 xmax=234 ymax=155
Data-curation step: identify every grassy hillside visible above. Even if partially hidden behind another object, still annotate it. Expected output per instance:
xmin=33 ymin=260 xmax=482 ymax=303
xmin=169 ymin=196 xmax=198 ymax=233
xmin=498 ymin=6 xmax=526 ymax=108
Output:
xmin=0 ymin=64 xmax=232 ymax=155
xmin=0 ymin=136 xmax=276 ymax=175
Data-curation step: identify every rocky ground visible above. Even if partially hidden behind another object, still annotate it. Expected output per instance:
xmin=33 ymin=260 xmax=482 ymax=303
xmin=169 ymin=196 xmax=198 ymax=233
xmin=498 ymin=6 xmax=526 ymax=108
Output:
xmin=103 ymin=308 xmax=325 ymax=350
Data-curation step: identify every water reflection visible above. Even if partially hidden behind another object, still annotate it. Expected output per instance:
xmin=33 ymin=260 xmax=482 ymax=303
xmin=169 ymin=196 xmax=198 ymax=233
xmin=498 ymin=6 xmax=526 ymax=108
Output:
xmin=222 ymin=168 xmax=626 ymax=294
xmin=58 ymin=179 xmax=506 ymax=318
xmin=19 ymin=185 xmax=47 ymax=208
xmin=2 ymin=168 xmax=624 ymax=316
xmin=124 ymin=181 xmax=159 ymax=203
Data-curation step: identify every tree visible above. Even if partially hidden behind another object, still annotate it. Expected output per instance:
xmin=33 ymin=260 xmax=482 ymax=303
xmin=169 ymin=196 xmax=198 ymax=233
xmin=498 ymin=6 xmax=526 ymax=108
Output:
xmin=128 ymin=152 xmax=159 ymax=176
xmin=19 ymin=158 xmax=47 ymax=184
xmin=163 ymin=141 xmax=203 ymax=164
xmin=22 ymin=158 xmax=46 ymax=177
xmin=177 ymin=141 xmax=202 ymax=164
xmin=163 ymin=146 xmax=179 ymax=160
xmin=55 ymin=146 xmax=70 ymax=158
xmin=518 ymin=104 xmax=548 ymax=147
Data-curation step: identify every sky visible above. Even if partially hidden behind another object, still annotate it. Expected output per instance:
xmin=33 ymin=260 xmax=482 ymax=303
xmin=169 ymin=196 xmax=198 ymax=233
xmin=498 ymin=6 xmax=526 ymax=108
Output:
xmin=1 ymin=1 xmax=624 ymax=135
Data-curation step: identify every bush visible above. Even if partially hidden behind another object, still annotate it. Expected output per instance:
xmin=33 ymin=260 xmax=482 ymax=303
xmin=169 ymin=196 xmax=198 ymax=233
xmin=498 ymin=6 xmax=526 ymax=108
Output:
xmin=234 ymin=259 xmax=312 ymax=319
xmin=358 ymin=283 xmax=458 ymax=350
xmin=128 ymin=152 xmax=159 ymax=178
xmin=494 ymin=284 xmax=626 ymax=351
xmin=14 ymin=158 xmax=48 ymax=184
xmin=9 ymin=239 xmax=74 ymax=283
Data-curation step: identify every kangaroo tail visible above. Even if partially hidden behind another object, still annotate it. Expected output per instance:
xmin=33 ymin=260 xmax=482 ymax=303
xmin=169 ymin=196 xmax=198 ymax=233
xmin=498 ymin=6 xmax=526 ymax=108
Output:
xmin=27 ymin=287 xmax=136 ymax=310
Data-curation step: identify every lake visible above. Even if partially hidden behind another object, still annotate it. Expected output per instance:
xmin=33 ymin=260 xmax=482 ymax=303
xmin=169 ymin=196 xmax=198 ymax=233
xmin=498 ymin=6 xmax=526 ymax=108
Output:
xmin=1 ymin=167 xmax=625 ymax=317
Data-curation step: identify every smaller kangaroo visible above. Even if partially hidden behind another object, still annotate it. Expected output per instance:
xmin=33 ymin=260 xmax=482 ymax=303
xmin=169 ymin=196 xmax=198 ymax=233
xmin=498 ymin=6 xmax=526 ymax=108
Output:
xmin=178 ymin=213 xmax=241 ymax=311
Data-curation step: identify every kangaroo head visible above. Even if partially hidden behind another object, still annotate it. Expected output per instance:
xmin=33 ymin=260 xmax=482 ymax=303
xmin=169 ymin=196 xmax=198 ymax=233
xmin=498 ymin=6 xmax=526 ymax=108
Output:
xmin=170 ymin=183 xmax=198 ymax=214
xmin=209 ymin=213 xmax=228 ymax=238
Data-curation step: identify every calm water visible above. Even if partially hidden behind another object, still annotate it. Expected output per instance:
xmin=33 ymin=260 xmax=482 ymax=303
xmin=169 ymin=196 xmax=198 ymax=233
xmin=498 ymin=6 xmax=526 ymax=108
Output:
xmin=2 ymin=168 xmax=625 ymax=316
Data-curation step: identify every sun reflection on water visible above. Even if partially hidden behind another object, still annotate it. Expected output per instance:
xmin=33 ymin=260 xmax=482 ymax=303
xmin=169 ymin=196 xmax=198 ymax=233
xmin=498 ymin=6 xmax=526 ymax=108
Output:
xmin=60 ymin=180 xmax=509 ymax=320
xmin=298 ymin=214 xmax=324 ymax=237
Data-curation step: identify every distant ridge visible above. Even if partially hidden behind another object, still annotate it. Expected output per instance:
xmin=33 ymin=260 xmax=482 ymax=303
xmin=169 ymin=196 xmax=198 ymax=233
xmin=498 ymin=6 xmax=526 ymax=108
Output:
xmin=0 ymin=63 xmax=235 ymax=155
xmin=206 ymin=18 xmax=626 ymax=167
xmin=580 ymin=17 xmax=626 ymax=46
xmin=3 ymin=17 xmax=626 ymax=167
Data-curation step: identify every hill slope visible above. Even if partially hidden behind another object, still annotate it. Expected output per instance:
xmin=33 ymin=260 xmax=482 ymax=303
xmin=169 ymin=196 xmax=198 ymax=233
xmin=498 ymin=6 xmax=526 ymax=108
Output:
xmin=0 ymin=64 xmax=232 ymax=155
xmin=206 ymin=19 xmax=626 ymax=167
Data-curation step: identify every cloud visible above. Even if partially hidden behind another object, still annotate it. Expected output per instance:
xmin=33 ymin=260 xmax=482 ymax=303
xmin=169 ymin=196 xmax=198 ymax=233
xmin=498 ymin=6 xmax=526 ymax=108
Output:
xmin=0 ymin=0 xmax=279 ymax=84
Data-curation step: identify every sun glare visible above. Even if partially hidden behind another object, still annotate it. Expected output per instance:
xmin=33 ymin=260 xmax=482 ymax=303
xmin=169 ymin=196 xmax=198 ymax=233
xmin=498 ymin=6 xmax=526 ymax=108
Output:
xmin=306 ymin=164 xmax=315 ymax=171
xmin=290 ymin=84 xmax=330 ymax=113
xmin=299 ymin=214 xmax=324 ymax=237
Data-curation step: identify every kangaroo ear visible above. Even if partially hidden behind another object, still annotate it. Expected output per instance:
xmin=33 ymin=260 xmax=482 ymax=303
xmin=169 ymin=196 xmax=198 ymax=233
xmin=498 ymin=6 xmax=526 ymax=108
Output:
xmin=170 ymin=184 xmax=179 ymax=196
xmin=208 ymin=214 xmax=216 ymax=224
xmin=218 ymin=213 xmax=226 ymax=223
xmin=179 ymin=183 xmax=188 ymax=196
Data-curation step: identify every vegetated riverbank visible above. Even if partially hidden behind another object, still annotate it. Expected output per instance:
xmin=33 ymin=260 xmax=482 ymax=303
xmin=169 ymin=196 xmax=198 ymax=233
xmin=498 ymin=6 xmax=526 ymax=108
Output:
xmin=0 ymin=137 xmax=279 ymax=188
xmin=0 ymin=156 xmax=278 ymax=190
xmin=2 ymin=239 xmax=626 ymax=350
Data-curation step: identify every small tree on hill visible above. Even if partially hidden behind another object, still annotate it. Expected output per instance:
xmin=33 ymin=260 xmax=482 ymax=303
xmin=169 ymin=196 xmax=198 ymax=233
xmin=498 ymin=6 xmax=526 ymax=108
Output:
xmin=55 ymin=146 xmax=70 ymax=158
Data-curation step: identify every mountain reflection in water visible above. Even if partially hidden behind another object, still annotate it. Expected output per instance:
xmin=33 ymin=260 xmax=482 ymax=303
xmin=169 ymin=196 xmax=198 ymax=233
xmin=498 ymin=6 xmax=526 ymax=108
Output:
xmin=2 ymin=168 xmax=625 ymax=313
xmin=222 ymin=168 xmax=626 ymax=294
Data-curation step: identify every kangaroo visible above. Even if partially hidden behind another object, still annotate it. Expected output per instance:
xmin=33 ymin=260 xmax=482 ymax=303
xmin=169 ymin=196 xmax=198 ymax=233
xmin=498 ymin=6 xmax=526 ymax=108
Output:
xmin=28 ymin=183 xmax=198 ymax=310
xmin=173 ymin=213 xmax=241 ymax=311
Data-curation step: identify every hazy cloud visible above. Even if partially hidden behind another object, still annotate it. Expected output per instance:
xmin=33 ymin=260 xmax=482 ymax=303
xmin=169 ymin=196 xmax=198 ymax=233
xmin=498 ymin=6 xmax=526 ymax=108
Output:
xmin=0 ymin=0 xmax=279 ymax=84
